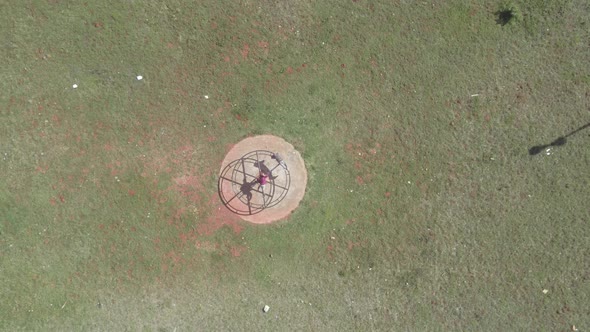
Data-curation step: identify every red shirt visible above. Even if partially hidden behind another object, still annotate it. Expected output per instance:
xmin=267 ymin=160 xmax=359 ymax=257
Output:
xmin=259 ymin=174 xmax=268 ymax=185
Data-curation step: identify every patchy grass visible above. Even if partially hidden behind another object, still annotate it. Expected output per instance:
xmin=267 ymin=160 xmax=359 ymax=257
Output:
xmin=1 ymin=0 xmax=590 ymax=330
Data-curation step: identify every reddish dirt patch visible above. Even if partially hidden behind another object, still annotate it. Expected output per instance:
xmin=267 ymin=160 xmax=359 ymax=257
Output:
xmin=347 ymin=241 xmax=362 ymax=251
xmin=345 ymin=141 xmax=386 ymax=185
xmin=241 ymin=43 xmax=250 ymax=59
xmin=196 ymin=195 xmax=243 ymax=236
xmin=230 ymin=245 xmax=247 ymax=257
xmin=173 ymin=175 xmax=203 ymax=203
xmin=106 ymin=160 xmax=122 ymax=176
xmin=257 ymin=41 xmax=269 ymax=55
xmin=356 ymin=176 xmax=365 ymax=185
xmin=36 ymin=165 xmax=49 ymax=174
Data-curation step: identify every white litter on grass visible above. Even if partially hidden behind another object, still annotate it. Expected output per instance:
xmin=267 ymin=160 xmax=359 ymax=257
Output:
xmin=136 ymin=75 xmax=143 ymax=80
xmin=204 ymin=95 xmax=209 ymax=99
xmin=72 ymin=84 xmax=78 ymax=89
xmin=542 ymin=289 xmax=548 ymax=294
xmin=263 ymin=305 xmax=270 ymax=313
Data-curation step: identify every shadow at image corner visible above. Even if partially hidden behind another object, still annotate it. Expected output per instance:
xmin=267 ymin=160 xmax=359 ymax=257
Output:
xmin=529 ymin=122 xmax=590 ymax=155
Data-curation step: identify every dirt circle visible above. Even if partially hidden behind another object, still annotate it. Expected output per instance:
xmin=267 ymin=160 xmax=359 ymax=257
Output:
xmin=218 ymin=135 xmax=307 ymax=224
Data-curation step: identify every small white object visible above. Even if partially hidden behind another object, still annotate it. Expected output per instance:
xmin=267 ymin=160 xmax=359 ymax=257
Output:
xmin=204 ymin=95 xmax=209 ymax=99
xmin=470 ymin=94 xmax=479 ymax=97
xmin=263 ymin=305 xmax=270 ymax=313
xmin=72 ymin=84 xmax=78 ymax=89
xmin=137 ymin=75 xmax=143 ymax=80
xmin=542 ymin=289 xmax=548 ymax=294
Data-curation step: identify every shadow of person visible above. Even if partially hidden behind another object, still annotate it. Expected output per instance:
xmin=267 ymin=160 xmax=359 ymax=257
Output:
xmin=529 ymin=121 xmax=589 ymax=155
xmin=529 ymin=136 xmax=568 ymax=155
xmin=254 ymin=160 xmax=275 ymax=179
xmin=240 ymin=180 xmax=254 ymax=202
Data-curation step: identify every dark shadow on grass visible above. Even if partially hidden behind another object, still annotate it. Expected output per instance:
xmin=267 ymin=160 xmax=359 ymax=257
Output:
xmin=529 ymin=122 xmax=590 ymax=155
xmin=495 ymin=9 xmax=515 ymax=26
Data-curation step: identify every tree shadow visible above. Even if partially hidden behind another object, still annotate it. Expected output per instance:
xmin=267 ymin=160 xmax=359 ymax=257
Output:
xmin=529 ymin=122 xmax=590 ymax=155
xmin=495 ymin=9 xmax=515 ymax=26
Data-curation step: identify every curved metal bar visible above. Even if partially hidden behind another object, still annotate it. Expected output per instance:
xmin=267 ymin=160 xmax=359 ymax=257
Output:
xmin=218 ymin=150 xmax=292 ymax=215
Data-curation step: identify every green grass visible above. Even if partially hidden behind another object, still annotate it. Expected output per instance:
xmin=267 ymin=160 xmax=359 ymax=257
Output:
xmin=1 ymin=0 xmax=589 ymax=330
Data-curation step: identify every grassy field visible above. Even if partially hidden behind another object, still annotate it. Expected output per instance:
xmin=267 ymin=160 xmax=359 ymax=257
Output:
xmin=1 ymin=0 xmax=589 ymax=330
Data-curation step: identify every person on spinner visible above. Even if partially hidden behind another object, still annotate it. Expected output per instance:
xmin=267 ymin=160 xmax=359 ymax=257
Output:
xmin=257 ymin=171 xmax=269 ymax=191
